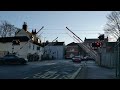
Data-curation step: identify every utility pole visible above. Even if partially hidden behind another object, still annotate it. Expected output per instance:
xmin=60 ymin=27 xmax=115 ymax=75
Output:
xmin=116 ymin=23 xmax=120 ymax=79
xmin=118 ymin=37 xmax=120 ymax=78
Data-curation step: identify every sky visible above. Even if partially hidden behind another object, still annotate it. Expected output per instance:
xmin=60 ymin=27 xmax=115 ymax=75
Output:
xmin=0 ymin=11 xmax=111 ymax=45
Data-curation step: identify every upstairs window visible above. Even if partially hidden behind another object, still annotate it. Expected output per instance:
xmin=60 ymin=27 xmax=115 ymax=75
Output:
xmin=37 ymin=47 xmax=40 ymax=50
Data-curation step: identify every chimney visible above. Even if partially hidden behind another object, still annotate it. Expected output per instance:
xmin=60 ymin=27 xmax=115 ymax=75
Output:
xmin=32 ymin=29 xmax=37 ymax=35
xmin=22 ymin=22 xmax=27 ymax=31
xmin=35 ymin=29 xmax=37 ymax=34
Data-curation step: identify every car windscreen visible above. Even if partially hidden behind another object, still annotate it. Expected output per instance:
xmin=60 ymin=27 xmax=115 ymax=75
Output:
xmin=75 ymin=56 xmax=80 ymax=58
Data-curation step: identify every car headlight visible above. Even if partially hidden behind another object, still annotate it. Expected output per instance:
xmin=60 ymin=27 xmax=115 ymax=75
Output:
xmin=25 ymin=58 xmax=28 ymax=61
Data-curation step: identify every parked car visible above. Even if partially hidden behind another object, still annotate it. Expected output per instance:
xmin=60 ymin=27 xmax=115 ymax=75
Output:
xmin=72 ymin=56 xmax=82 ymax=63
xmin=81 ymin=56 xmax=95 ymax=61
xmin=0 ymin=54 xmax=28 ymax=65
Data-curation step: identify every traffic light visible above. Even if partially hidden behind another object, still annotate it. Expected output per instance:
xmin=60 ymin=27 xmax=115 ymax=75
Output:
xmin=96 ymin=42 xmax=101 ymax=47
xmin=98 ymin=34 xmax=104 ymax=40
xmin=92 ymin=42 xmax=101 ymax=47
xmin=12 ymin=40 xmax=20 ymax=45
xmin=92 ymin=42 xmax=96 ymax=47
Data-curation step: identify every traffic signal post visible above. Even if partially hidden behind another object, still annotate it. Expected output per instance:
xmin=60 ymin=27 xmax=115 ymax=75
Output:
xmin=118 ymin=38 xmax=120 ymax=79
xmin=97 ymin=34 xmax=104 ymax=66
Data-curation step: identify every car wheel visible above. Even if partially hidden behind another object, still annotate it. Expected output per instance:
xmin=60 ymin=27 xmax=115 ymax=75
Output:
xmin=21 ymin=62 xmax=26 ymax=65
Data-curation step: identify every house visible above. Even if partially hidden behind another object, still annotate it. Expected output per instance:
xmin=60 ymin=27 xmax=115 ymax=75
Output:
xmin=43 ymin=41 xmax=65 ymax=60
xmin=65 ymin=42 xmax=86 ymax=59
xmin=0 ymin=22 xmax=43 ymax=61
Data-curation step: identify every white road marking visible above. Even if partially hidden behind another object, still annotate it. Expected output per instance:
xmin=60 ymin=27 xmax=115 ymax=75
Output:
xmin=23 ymin=77 xmax=29 ymax=79
xmin=44 ymin=63 xmax=56 ymax=65
xmin=51 ymin=74 xmax=60 ymax=79
xmin=33 ymin=71 xmax=57 ymax=79
xmin=33 ymin=73 xmax=43 ymax=79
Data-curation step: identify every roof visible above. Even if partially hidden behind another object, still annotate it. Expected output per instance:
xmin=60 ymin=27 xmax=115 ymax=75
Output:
xmin=66 ymin=42 xmax=79 ymax=46
xmin=106 ymin=42 xmax=117 ymax=47
xmin=15 ymin=29 xmax=32 ymax=38
xmin=52 ymin=42 xmax=64 ymax=46
xmin=26 ymin=31 xmax=32 ymax=37
xmin=46 ymin=42 xmax=64 ymax=46
xmin=84 ymin=38 xmax=99 ymax=42
xmin=41 ymin=42 xmax=65 ymax=47
xmin=15 ymin=29 xmax=21 ymax=35
xmin=0 ymin=36 xmax=29 ymax=43
xmin=84 ymin=38 xmax=108 ymax=43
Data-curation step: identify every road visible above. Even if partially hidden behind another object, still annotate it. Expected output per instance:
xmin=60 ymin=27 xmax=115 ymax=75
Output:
xmin=0 ymin=59 xmax=83 ymax=79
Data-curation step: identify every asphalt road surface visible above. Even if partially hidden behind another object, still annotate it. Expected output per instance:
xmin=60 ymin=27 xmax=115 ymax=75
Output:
xmin=0 ymin=59 xmax=83 ymax=79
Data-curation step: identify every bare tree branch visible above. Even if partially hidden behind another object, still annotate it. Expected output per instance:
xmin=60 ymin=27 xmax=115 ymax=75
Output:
xmin=0 ymin=20 xmax=18 ymax=37
xmin=104 ymin=11 xmax=120 ymax=40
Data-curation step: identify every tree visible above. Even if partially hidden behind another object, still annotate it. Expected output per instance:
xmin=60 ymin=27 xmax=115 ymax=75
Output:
xmin=104 ymin=11 xmax=120 ymax=41
xmin=0 ymin=20 xmax=18 ymax=37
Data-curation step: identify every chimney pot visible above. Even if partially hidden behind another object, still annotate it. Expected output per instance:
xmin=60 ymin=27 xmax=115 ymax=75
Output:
xmin=22 ymin=22 xmax=27 ymax=31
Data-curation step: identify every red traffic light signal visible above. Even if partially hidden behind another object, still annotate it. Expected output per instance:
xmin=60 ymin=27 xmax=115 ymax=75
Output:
xmin=96 ymin=42 xmax=100 ymax=47
xmin=92 ymin=42 xmax=101 ymax=47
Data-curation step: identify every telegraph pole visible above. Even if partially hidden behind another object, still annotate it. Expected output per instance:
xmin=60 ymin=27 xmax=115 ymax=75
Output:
xmin=117 ymin=24 xmax=120 ymax=79
xmin=118 ymin=37 xmax=120 ymax=78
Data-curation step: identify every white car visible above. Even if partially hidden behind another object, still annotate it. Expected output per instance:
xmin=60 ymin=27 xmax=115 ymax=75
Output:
xmin=72 ymin=56 xmax=82 ymax=63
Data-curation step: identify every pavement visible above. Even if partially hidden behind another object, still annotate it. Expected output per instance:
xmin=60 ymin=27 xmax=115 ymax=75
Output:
xmin=75 ymin=61 xmax=116 ymax=79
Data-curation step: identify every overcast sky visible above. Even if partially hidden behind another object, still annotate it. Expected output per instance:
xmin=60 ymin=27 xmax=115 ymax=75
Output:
xmin=0 ymin=11 xmax=111 ymax=45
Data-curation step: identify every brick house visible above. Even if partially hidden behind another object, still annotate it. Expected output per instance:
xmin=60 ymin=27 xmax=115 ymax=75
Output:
xmin=65 ymin=42 xmax=86 ymax=59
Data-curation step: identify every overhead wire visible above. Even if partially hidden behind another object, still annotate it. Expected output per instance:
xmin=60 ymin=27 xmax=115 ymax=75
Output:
xmin=27 ymin=28 xmax=103 ymax=31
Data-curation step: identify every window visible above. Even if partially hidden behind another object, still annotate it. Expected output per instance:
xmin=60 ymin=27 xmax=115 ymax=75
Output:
xmin=29 ymin=43 xmax=31 ymax=49
xmin=37 ymin=47 xmax=40 ymax=50
xmin=33 ymin=45 xmax=34 ymax=50
xmin=32 ymin=36 xmax=34 ymax=40
xmin=70 ymin=48 xmax=75 ymax=52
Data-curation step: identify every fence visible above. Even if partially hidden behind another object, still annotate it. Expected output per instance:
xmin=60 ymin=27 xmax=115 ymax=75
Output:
xmin=101 ymin=52 xmax=117 ymax=68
